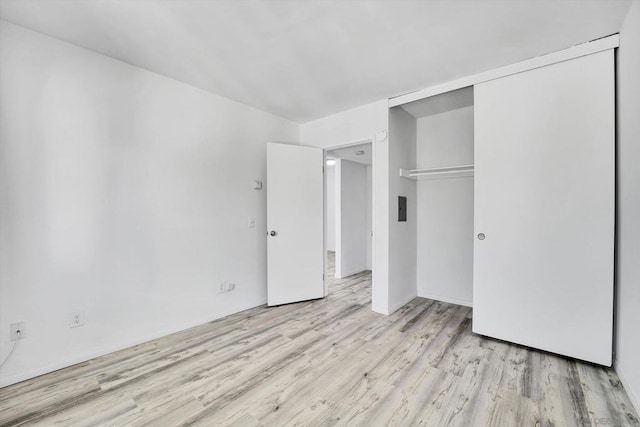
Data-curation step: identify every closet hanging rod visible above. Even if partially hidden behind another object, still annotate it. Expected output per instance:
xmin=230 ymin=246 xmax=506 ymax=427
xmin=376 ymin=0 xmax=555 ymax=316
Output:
xmin=400 ymin=164 xmax=474 ymax=180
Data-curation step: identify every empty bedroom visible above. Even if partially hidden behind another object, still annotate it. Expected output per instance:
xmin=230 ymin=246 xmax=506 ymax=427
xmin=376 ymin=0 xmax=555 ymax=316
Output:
xmin=1 ymin=0 xmax=639 ymax=425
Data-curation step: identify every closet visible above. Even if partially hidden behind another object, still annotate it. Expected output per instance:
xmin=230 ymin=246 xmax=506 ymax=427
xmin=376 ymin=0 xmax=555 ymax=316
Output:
xmin=391 ymin=48 xmax=614 ymax=366
xmin=396 ymin=87 xmax=475 ymax=308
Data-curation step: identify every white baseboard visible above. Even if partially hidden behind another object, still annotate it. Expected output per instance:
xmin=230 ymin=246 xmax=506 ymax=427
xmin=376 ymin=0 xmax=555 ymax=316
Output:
xmin=372 ymin=293 xmax=416 ymax=316
xmin=374 ymin=292 xmax=467 ymax=316
xmin=417 ymin=292 xmax=473 ymax=307
xmin=387 ymin=293 xmax=418 ymax=315
xmin=372 ymin=305 xmax=390 ymax=315
xmin=335 ymin=266 xmax=368 ymax=279
xmin=614 ymin=358 xmax=640 ymax=415
xmin=0 ymin=300 xmax=264 ymax=388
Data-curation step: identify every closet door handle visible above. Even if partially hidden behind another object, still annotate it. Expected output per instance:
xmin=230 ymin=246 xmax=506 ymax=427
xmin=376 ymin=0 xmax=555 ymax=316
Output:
xmin=477 ymin=233 xmax=486 ymax=240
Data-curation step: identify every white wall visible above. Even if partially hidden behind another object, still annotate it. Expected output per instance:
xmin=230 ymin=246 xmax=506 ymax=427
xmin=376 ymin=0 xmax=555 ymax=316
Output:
xmin=335 ymin=160 xmax=368 ymax=278
xmin=387 ymin=107 xmax=417 ymax=313
xmin=300 ymin=100 xmax=390 ymax=314
xmin=366 ymin=165 xmax=373 ymax=270
xmin=325 ymin=165 xmax=336 ymax=252
xmin=301 ymin=101 xmax=387 ymax=149
xmin=416 ymin=106 xmax=474 ymax=306
xmin=0 ymin=22 xmax=299 ymax=387
xmin=615 ymin=0 xmax=640 ymax=413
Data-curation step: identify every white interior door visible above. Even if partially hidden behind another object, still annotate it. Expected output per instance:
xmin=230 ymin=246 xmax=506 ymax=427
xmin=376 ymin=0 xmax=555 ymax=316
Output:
xmin=473 ymin=50 xmax=614 ymax=366
xmin=267 ymin=142 xmax=325 ymax=306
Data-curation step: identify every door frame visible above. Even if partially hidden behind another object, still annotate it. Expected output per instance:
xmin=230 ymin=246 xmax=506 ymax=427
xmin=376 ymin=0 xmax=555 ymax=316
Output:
xmin=323 ymin=138 xmax=375 ymax=298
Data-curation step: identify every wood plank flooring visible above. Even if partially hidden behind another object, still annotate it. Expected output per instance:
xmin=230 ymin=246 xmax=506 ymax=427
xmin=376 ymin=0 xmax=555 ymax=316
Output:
xmin=0 ymin=252 xmax=638 ymax=426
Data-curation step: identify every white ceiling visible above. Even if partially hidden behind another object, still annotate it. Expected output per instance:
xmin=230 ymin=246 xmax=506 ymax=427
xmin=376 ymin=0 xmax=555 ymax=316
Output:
xmin=0 ymin=0 xmax=631 ymax=123
xmin=401 ymin=86 xmax=474 ymax=119
xmin=327 ymin=143 xmax=372 ymax=165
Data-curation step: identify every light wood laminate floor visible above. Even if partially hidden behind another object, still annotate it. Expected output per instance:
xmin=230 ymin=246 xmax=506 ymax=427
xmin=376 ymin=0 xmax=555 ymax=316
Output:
xmin=0 ymin=253 xmax=638 ymax=426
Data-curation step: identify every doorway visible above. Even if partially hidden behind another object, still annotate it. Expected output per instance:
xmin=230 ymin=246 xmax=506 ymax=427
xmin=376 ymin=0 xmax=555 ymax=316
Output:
xmin=325 ymin=142 xmax=373 ymax=291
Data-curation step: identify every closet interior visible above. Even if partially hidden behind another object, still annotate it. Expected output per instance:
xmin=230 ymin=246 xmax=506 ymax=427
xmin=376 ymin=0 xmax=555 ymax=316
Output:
xmin=393 ymin=86 xmax=475 ymax=307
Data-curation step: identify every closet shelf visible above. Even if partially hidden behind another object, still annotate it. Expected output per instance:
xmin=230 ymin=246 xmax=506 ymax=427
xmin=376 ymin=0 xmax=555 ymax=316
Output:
xmin=400 ymin=164 xmax=474 ymax=180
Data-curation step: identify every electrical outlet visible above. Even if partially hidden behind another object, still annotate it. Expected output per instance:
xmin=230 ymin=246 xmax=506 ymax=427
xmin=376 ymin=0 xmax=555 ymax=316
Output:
xmin=10 ymin=322 xmax=26 ymax=341
xmin=69 ymin=311 xmax=85 ymax=328
xmin=228 ymin=283 xmax=236 ymax=292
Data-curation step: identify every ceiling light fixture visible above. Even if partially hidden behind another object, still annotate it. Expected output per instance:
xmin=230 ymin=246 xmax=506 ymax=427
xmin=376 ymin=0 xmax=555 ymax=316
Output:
xmin=326 ymin=159 xmax=336 ymax=166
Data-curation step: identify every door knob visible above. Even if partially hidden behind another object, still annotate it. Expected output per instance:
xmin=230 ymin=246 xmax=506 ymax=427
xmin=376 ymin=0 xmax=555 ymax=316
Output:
xmin=477 ymin=233 xmax=485 ymax=240
xmin=269 ymin=230 xmax=277 ymax=236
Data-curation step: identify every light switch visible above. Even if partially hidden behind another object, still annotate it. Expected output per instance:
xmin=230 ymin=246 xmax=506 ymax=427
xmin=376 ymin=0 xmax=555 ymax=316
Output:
xmin=253 ymin=180 xmax=263 ymax=190
xmin=248 ymin=217 xmax=256 ymax=228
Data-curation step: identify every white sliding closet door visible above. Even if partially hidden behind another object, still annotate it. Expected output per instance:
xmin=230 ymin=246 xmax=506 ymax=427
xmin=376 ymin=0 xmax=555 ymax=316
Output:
xmin=473 ymin=50 xmax=614 ymax=366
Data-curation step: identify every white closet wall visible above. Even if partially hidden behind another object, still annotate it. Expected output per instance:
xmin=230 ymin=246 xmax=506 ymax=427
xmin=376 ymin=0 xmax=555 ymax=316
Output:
xmin=416 ymin=106 xmax=474 ymax=306
xmin=388 ymin=107 xmax=418 ymax=311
